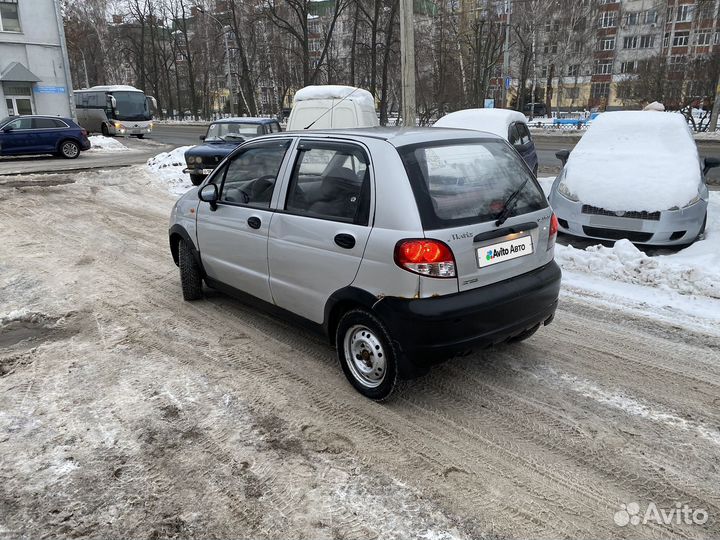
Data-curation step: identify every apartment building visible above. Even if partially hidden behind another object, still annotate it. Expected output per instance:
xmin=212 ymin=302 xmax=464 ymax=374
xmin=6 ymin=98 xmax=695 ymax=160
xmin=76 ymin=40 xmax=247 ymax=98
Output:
xmin=518 ymin=0 xmax=719 ymax=112
xmin=0 ymin=0 xmax=75 ymax=118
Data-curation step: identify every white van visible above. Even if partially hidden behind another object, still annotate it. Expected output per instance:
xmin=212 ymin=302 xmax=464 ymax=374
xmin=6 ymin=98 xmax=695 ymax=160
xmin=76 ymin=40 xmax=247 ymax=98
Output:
xmin=287 ymin=85 xmax=379 ymax=131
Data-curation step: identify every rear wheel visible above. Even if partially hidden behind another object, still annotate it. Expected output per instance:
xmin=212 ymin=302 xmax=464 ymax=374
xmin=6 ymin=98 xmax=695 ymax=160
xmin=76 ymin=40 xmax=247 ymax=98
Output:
xmin=101 ymin=123 xmax=110 ymax=137
xmin=178 ymin=239 xmax=203 ymax=301
xmin=190 ymin=174 xmax=205 ymax=186
xmin=336 ymin=309 xmax=399 ymax=401
xmin=59 ymin=140 xmax=80 ymax=159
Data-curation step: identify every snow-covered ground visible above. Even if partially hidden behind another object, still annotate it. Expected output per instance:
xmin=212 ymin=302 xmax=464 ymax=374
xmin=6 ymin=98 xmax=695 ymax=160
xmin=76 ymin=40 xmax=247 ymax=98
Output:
xmin=86 ymin=135 xmax=131 ymax=153
xmin=145 ymin=145 xmax=194 ymax=196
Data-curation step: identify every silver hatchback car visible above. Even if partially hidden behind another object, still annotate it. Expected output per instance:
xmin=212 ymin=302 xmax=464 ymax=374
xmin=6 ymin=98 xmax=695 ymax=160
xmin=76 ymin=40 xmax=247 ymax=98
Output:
xmin=169 ymin=128 xmax=561 ymax=400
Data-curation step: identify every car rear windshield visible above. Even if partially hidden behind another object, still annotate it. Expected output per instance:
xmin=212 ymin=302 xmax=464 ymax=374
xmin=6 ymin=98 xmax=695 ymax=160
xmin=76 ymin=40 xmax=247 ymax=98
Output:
xmin=398 ymin=139 xmax=547 ymax=230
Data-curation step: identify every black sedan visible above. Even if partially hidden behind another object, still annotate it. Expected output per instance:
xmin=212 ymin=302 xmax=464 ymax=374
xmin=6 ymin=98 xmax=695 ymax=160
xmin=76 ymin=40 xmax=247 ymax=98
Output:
xmin=184 ymin=117 xmax=281 ymax=185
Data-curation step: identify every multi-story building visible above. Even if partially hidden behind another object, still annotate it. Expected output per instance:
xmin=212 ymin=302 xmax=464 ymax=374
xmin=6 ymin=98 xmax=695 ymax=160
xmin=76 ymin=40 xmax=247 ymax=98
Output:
xmin=512 ymin=0 xmax=719 ymax=112
xmin=0 ymin=0 xmax=75 ymax=118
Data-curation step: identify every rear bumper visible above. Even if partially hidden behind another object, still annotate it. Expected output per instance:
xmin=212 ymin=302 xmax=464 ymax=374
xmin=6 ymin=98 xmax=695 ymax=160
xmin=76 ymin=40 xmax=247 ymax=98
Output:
xmin=374 ymin=261 xmax=561 ymax=370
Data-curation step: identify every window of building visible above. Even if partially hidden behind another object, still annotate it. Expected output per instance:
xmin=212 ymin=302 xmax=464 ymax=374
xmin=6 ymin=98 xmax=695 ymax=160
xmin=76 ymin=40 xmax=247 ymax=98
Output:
xmin=624 ymin=12 xmax=639 ymax=26
xmin=644 ymin=9 xmax=658 ymax=24
xmin=599 ymin=0 xmax=618 ymax=4
xmin=567 ymin=64 xmax=580 ymax=77
xmin=594 ymin=61 xmax=612 ymax=75
xmin=624 ymin=36 xmax=638 ymax=49
xmin=0 ymin=0 xmax=20 ymax=32
xmin=600 ymin=37 xmax=615 ymax=50
xmin=663 ymin=32 xmax=670 ymax=47
xmin=591 ymin=82 xmax=610 ymax=98
xmin=620 ymin=61 xmax=637 ymax=73
xmin=639 ymin=35 xmax=655 ymax=48
xmin=676 ymin=4 xmax=693 ymax=22
xmin=668 ymin=56 xmax=685 ymax=71
xmin=696 ymin=30 xmax=712 ymax=46
xmin=599 ymin=11 xmax=617 ymax=28
xmin=673 ymin=31 xmax=689 ymax=47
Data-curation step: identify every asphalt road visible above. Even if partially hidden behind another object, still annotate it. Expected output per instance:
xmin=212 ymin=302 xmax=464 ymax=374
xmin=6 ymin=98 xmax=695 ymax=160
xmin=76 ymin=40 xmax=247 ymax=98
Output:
xmin=150 ymin=123 xmax=209 ymax=146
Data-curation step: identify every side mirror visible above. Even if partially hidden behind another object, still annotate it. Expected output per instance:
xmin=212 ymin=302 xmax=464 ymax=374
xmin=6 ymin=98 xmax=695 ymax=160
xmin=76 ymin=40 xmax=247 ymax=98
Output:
xmin=199 ymin=135 xmax=205 ymax=141
xmin=703 ymin=156 xmax=720 ymax=176
xmin=198 ymin=183 xmax=218 ymax=210
xmin=1 ymin=126 xmax=12 ymax=133
xmin=556 ymin=149 xmax=570 ymax=166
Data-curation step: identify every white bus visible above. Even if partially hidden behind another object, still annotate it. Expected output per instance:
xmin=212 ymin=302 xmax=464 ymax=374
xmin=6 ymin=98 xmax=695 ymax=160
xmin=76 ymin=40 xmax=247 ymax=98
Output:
xmin=74 ymin=85 xmax=157 ymax=138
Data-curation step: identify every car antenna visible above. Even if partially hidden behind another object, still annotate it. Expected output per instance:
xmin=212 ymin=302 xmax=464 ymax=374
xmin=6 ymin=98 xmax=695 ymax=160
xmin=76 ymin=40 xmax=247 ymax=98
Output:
xmin=303 ymin=87 xmax=363 ymax=130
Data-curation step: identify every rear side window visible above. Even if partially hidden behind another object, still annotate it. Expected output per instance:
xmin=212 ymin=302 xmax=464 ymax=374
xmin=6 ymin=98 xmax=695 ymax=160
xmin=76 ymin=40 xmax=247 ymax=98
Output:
xmin=399 ymin=140 xmax=547 ymax=230
xmin=7 ymin=118 xmax=32 ymax=130
xmin=32 ymin=118 xmax=62 ymax=129
xmin=285 ymin=142 xmax=370 ymax=225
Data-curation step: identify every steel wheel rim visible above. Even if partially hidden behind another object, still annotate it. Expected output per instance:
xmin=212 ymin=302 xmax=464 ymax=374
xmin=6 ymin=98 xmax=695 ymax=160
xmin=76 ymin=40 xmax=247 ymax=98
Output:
xmin=343 ymin=324 xmax=386 ymax=388
xmin=63 ymin=142 xmax=79 ymax=157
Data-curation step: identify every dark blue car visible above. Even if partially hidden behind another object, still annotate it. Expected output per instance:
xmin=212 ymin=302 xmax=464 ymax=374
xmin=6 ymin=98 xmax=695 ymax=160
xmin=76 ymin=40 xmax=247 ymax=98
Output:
xmin=0 ymin=115 xmax=91 ymax=159
xmin=184 ymin=117 xmax=281 ymax=185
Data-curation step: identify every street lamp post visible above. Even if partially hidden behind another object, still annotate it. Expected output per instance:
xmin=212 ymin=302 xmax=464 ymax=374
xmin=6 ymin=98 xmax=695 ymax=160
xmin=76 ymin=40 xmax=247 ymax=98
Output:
xmin=197 ymin=7 xmax=234 ymax=116
xmin=399 ymin=0 xmax=416 ymax=127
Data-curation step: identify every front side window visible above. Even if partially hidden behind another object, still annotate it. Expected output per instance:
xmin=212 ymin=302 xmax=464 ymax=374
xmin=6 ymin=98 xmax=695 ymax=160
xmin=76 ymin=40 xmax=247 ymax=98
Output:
xmin=399 ymin=140 xmax=546 ymax=230
xmin=285 ymin=142 xmax=371 ymax=225
xmin=0 ymin=0 xmax=20 ymax=32
xmin=218 ymin=140 xmax=290 ymax=208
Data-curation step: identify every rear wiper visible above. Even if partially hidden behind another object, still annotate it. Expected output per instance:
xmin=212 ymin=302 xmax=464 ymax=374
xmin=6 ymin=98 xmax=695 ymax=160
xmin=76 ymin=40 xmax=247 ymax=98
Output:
xmin=494 ymin=178 xmax=529 ymax=227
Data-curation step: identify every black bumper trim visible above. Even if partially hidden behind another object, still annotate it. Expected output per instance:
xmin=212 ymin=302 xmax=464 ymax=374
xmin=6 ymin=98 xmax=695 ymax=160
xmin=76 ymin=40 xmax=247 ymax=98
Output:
xmin=374 ymin=261 xmax=561 ymax=366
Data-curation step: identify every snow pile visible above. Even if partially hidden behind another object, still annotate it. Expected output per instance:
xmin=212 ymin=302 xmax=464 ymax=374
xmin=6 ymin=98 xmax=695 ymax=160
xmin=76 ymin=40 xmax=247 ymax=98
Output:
xmin=145 ymin=146 xmax=194 ymax=196
xmin=86 ymin=136 xmax=130 ymax=153
xmin=564 ymin=112 xmax=701 ymax=212
xmin=555 ymin=192 xmax=720 ymax=300
xmin=434 ymin=109 xmax=526 ymax=140
xmin=293 ymin=85 xmax=375 ymax=110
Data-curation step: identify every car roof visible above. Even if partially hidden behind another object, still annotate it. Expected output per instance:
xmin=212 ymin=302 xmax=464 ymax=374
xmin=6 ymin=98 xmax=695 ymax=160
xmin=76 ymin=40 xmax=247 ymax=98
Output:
xmin=2 ymin=115 xmax=73 ymax=122
xmin=268 ymin=127 xmax=504 ymax=147
xmin=211 ymin=117 xmax=277 ymax=125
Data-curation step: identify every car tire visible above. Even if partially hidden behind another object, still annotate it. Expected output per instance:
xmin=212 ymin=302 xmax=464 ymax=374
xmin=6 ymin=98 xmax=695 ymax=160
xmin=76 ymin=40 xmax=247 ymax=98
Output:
xmin=190 ymin=174 xmax=205 ymax=187
xmin=507 ymin=323 xmax=540 ymax=343
xmin=59 ymin=140 xmax=81 ymax=159
xmin=178 ymin=239 xmax=203 ymax=301
xmin=101 ymin=123 xmax=110 ymax=137
xmin=336 ymin=309 xmax=399 ymax=401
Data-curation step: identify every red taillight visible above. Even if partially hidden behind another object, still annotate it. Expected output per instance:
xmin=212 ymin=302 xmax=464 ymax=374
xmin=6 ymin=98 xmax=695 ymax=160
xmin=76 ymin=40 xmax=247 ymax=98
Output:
xmin=394 ymin=239 xmax=456 ymax=278
xmin=547 ymin=213 xmax=559 ymax=250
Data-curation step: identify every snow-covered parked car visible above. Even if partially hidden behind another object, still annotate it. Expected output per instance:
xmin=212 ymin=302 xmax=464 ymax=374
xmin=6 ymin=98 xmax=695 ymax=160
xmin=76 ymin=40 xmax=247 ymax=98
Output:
xmin=549 ymin=111 xmax=719 ymax=246
xmin=434 ymin=109 xmax=539 ymax=176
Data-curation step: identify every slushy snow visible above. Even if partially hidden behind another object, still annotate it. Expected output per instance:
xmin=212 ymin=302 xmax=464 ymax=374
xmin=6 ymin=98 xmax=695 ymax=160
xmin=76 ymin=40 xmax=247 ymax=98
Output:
xmin=86 ymin=136 xmax=130 ymax=153
xmin=146 ymin=146 xmax=194 ymax=196
xmin=564 ymin=111 xmax=701 ymax=211
xmin=293 ymin=85 xmax=375 ymax=109
xmin=433 ymin=109 xmax=527 ymax=141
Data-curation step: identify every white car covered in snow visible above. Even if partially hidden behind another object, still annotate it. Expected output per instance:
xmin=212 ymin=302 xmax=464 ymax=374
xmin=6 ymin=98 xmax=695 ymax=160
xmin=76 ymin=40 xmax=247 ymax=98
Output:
xmin=549 ymin=111 xmax=719 ymax=246
xmin=433 ymin=109 xmax=539 ymax=176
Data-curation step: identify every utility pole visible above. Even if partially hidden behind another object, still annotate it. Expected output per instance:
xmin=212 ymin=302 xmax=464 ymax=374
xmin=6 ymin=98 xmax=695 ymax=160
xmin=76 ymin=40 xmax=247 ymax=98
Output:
xmin=710 ymin=72 xmax=720 ymax=132
xmin=399 ymin=0 xmax=416 ymax=127
xmin=502 ymin=0 xmax=511 ymax=109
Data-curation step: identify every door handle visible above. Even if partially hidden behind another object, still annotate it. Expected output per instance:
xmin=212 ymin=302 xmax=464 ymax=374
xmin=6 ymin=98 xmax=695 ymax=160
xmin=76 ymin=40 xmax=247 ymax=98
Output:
xmin=334 ymin=233 xmax=356 ymax=249
xmin=247 ymin=216 xmax=261 ymax=229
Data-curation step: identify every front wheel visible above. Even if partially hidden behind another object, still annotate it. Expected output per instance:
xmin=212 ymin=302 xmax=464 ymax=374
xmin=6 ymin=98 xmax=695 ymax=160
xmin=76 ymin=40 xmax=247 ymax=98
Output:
xmin=101 ymin=123 xmax=110 ymax=137
xmin=59 ymin=140 xmax=80 ymax=159
xmin=336 ymin=309 xmax=399 ymax=401
xmin=178 ymin=239 xmax=203 ymax=301
xmin=190 ymin=174 xmax=205 ymax=186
